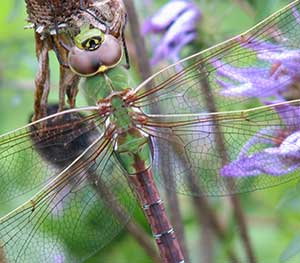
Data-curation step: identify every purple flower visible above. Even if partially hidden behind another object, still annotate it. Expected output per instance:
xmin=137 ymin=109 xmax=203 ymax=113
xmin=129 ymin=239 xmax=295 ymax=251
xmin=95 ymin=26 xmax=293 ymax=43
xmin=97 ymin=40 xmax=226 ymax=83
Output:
xmin=293 ymin=5 xmax=300 ymax=23
xmin=212 ymin=40 xmax=300 ymax=102
xmin=54 ymin=254 xmax=65 ymax=263
xmin=221 ymin=103 xmax=300 ymax=177
xmin=143 ymin=0 xmax=201 ymax=64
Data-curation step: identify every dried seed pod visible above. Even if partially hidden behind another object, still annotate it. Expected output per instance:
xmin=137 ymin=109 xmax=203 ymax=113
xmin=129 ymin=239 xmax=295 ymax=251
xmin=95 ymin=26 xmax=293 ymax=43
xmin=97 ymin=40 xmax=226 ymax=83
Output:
xmin=24 ymin=0 xmax=89 ymax=28
xmin=25 ymin=0 xmax=126 ymax=39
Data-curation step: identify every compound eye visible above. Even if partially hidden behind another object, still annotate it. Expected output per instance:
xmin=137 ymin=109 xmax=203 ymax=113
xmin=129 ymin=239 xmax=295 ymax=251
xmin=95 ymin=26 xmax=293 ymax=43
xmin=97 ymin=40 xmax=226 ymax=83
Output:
xmin=81 ymin=36 xmax=103 ymax=51
xmin=68 ymin=34 xmax=123 ymax=77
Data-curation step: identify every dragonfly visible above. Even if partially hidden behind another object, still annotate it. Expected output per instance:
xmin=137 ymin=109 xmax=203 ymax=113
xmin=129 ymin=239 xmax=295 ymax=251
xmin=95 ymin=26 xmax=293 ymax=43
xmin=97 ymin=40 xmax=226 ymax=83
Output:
xmin=1 ymin=0 xmax=300 ymax=262
xmin=25 ymin=0 xmax=128 ymax=119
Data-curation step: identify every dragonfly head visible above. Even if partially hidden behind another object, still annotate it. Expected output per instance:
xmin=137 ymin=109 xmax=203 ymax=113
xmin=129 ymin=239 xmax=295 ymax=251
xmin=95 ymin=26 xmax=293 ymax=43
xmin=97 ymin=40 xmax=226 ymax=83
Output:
xmin=68 ymin=25 xmax=123 ymax=77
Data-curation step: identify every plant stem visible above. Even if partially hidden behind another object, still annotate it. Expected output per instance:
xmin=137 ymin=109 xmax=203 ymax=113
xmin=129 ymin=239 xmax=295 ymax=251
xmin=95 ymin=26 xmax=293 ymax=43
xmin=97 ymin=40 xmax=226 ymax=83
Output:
xmin=200 ymin=72 xmax=256 ymax=263
xmin=123 ymin=0 xmax=152 ymax=81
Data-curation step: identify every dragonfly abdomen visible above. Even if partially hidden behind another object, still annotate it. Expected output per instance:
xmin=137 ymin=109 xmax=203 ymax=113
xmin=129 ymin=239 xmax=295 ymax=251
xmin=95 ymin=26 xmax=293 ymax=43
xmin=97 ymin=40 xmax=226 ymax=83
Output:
xmin=115 ymin=128 xmax=185 ymax=262
xmin=127 ymin=168 xmax=185 ymax=263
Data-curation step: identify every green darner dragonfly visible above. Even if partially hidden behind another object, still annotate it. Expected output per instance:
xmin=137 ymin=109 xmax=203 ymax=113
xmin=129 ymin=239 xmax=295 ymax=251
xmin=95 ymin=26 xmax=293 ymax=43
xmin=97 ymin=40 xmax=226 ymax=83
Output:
xmin=2 ymin=0 xmax=300 ymax=262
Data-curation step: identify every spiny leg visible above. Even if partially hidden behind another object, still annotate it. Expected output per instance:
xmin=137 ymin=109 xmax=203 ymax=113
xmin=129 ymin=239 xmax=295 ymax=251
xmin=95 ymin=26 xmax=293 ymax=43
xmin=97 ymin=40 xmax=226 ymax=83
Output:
xmin=51 ymin=34 xmax=78 ymax=112
xmin=58 ymin=67 xmax=80 ymax=111
xmin=65 ymin=71 xmax=80 ymax=108
xmin=40 ymin=62 xmax=51 ymax=118
xmin=33 ymin=32 xmax=51 ymax=120
xmin=51 ymin=35 xmax=70 ymax=68
xmin=51 ymin=38 xmax=80 ymax=111
xmin=122 ymin=14 xmax=130 ymax=69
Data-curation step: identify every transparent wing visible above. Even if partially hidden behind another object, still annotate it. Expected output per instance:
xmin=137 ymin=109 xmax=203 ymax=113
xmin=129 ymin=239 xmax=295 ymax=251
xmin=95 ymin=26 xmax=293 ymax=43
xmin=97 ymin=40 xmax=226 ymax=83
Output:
xmin=138 ymin=100 xmax=300 ymax=196
xmin=131 ymin=0 xmax=300 ymax=114
xmin=0 ymin=122 xmax=135 ymax=263
xmin=0 ymin=105 xmax=103 ymax=204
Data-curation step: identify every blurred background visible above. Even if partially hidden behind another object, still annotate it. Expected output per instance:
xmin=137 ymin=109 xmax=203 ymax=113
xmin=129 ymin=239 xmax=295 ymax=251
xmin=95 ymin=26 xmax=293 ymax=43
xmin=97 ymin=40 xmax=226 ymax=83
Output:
xmin=1 ymin=0 xmax=300 ymax=262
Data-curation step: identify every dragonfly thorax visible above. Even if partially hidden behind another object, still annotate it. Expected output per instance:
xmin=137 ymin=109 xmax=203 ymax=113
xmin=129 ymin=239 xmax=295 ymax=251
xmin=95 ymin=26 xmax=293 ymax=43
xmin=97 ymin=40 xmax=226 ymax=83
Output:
xmin=105 ymin=93 xmax=153 ymax=175
xmin=114 ymin=127 xmax=153 ymax=175
xmin=109 ymin=94 xmax=133 ymax=131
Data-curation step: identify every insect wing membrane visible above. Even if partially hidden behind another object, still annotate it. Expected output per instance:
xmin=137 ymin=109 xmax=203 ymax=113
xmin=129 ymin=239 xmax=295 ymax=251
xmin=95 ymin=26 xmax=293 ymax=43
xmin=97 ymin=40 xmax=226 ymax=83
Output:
xmin=0 ymin=107 xmax=135 ymax=262
xmin=131 ymin=0 xmax=300 ymax=195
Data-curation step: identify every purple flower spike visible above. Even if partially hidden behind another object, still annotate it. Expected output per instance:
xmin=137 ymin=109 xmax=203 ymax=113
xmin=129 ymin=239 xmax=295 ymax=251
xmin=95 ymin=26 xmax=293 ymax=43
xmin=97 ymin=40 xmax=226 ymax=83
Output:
xmin=275 ymin=103 xmax=300 ymax=128
xmin=54 ymin=253 xmax=65 ymax=263
xmin=292 ymin=6 xmax=300 ymax=23
xmin=143 ymin=1 xmax=191 ymax=34
xmin=213 ymin=40 xmax=300 ymax=102
xmin=143 ymin=0 xmax=201 ymax=65
xmin=221 ymin=103 xmax=300 ymax=177
xmin=221 ymin=151 xmax=300 ymax=177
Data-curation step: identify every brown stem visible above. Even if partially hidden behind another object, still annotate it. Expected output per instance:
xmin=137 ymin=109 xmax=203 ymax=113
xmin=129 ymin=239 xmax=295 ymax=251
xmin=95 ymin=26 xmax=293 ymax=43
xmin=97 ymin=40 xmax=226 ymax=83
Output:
xmin=200 ymin=73 xmax=256 ymax=263
xmin=230 ymin=196 xmax=255 ymax=263
xmin=172 ymin=140 xmax=240 ymax=262
xmin=125 ymin=221 xmax=161 ymax=263
xmin=191 ymin=196 xmax=239 ymax=262
xmin=162 ymin=172 xmax=190 ymax=262
xmin=0 ymin=244 xmax=7 ymax=263
xmin=123 ymin=0 xmax=152 ymax=81
xmin=200 ymin=216 xmax=214 ymax=263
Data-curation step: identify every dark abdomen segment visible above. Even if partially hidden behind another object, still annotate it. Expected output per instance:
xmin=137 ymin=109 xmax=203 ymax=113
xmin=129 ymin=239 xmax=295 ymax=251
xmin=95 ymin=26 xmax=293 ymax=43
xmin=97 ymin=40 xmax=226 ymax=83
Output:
xmin=128 ymin=169 xmax=184 ymax=263
xmin=115 ymin=127 xmax=184 ymax=262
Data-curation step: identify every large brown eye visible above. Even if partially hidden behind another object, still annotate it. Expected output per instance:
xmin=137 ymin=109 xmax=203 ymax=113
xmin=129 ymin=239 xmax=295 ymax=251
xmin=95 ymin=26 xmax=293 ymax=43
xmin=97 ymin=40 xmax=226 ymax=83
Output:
xmin=68 ymin=34 xmax=123 ymax=77
xmin=81 ymin=36 xmax=102 ymax=51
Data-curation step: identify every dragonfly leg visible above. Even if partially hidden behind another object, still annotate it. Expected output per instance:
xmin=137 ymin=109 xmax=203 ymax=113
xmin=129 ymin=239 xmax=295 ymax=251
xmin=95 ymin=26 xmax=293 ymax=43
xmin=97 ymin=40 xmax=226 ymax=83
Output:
xmin=63 ymin=69 xmax=80 ymax=109
xmin=121 ymin=14 xmax=130 ymax=70
xmin=51 ymin=36 xmax=70 ymax=68
xmin=33 ymin=33 xmax=51 ymax=120
xmin=40 ymin=67 xmax=51 ymax=118
xmin=50 ymin=1 xmax=72 ymax=53
xmin=50 ymin=33 xmax=80 ymax=111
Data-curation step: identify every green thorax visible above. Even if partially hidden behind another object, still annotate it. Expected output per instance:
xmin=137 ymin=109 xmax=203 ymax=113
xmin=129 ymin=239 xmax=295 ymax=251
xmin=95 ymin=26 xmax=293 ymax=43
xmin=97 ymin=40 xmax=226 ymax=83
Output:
xmin=82 ymin=65 xmax=152 ymax=175
xmin=109 ymin=92 xmax=152 ymax=175
xmin=115 ymin=127 xmax=153 ymax=175
xmin=110 ymin=95 xmax=132 ymax=129
xmin=82 ymin=65 xmax=130 ymax=104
